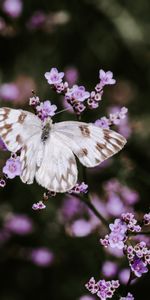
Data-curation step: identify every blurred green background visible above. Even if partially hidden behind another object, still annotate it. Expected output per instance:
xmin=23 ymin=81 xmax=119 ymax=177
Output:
xmin=0 ymin=0 xmax=150 ymax=299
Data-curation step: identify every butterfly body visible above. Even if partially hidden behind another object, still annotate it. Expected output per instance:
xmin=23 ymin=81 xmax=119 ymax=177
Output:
xmin=0 ymin=107 xmax=126 ymax=192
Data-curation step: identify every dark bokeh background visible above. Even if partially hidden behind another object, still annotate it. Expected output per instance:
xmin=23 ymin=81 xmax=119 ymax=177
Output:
xmin=0 ymin=0 xmax=150 ymax=299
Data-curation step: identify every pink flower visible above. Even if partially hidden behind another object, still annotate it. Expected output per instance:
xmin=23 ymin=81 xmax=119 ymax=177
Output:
xmin=2 ymin=0 xmax=23 ymax=18
xmin=45 ymin=68 xmax=64 ymax=84
xmin=3 ymin=156 xmax=21 ymax=179
xmin=32 ymin=201 xmax=46 ymax=210
xmin=99 ymin=70 xmax=116 ymax=86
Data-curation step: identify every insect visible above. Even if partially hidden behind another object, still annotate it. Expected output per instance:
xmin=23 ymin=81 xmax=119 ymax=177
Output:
xmin=0 ymin=107 xmax=126 ymax=192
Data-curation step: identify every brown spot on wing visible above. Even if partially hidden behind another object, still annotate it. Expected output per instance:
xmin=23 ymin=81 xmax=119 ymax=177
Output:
xmin=96 ymin=142 xmax=105 ymax=151
xmin=78 ymin=148 xmax=88 ymax=157
xmin=18 ymin=112 xmax=27 ymax=124
xmin=79 ymin=125 xmax=90 ymax=137
xmin=16 ymin=134 xmax=23 ymax=145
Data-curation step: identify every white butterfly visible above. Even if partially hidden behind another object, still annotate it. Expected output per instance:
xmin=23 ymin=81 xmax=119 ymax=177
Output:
xmin=0 ymin=107 xmax=126 ymax=192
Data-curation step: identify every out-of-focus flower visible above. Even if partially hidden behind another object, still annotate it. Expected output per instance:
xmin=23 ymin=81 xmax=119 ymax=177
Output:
xmin=26 ymin=11 xmax=46 ymax=30
xmin=85 ymin=277 xmax=120 ymax=300
xmin=102 ymin=261 xmax=118 ymax=278
xmin=99 ymin=70 xmax=116 ymax=86
xmin=36 ymin=100 xmax=57 ymax=120
xmin=65 ymin=67 xmax=78 ymax=85
xmin=69 ymin=219 xmax=93 ymax=237
xmin=32 ymin=201 xmax=46 ymax=211
xmin=2 ymin=0 xmax=23 ymax=18
xmin=4 ymin=214 xmax=33 ymax=235
xmin=29 ymin=247 xmax=54 ymax=267
xmin=118 ymin=268 xmax=130 ymax=284
xmin=45 ymin=68 xmax=64 ymax=85
xmin=106 ymin=193 xmax=125 ymax=217
xmin=79 ymin=295 xmax=96 ymax=300
xmin=0 ymin=83 xmax=20 ymax=101
xmin=3 ymin=156 xmax=21 ymax=179
xmin=120 ymin=293 xmax=134 ymax=300
xmin=60 ymin=196 xmax=86 ymax=221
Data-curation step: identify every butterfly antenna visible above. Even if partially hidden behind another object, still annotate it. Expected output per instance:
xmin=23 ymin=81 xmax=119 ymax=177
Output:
xmin=55 ymin=108 xmax=71 ymax=115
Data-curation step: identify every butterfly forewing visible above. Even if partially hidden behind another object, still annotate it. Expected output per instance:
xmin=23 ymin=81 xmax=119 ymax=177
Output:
xmin=53 ymin=121 xmax=126 ymax=167
xmin=0 ymin=108 xmax=41 ymax=152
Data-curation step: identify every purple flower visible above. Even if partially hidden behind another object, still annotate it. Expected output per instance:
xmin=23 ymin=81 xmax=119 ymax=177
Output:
xmin=95 ymin=117 xmax=110 ymax=129
xmin=109 ymin=232 xmax=125 ymax=249
xmin=4 ymin=214 xmax=33 ymax=235
xmin=66 ymin=85 xmax=90 ymax=102
xmin=29 ymin=247 xmax=54 ymax=267
xmin=120 ymin=293 xmax=134 ymax=300
xmin=3 ymin=156 xmax=21 ymax=179
xmin=99 ymin=70 xmax=116 ymax=86
xmin=68 ymin=182 xmax=88 ymax=194
xmin=29 ymin=96 xmax=40 ymax=106
xmin=2 ymin=0 xmax=22 ymax=18
xmin=45 ymin=68 xmax=64 ymax=85
xmin=143 ymin=212 xmax=150 ymax=226
xmin=32 ymin=201 xmax=46 ymax=210
xmin=36 ymin=100 xmax=57 ymax=120
xmin=131 ymin=257 xmax=148 ymax=277
xmin=86 ymin=277 xmax=120 ymax=300
xmin=109 ymin=219 xmax=127 ymax=235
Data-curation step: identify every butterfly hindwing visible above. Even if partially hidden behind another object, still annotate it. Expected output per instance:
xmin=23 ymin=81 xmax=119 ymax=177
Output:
xmin=35 ymin=133 xmax=78 ymax=192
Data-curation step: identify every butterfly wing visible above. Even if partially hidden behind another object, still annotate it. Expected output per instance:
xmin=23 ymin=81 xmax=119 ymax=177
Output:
xmin=0 ymin=107 xmax=42 ymax=184
xmin=53 ymin=121 xmax=126 ymax=167
xmin=35 ymin=133 xmax=78 ymax=192
xmin=0 ymin=107 xmax=41 ymax=152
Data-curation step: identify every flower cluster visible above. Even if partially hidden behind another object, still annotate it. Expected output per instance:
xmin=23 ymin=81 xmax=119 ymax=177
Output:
xmin=29 ymin=95 xmax=57 ymax=121
xmin=124 ymin=241 xmax=150 ymax=277
xmin=44 ymin=67 xmax=117 ymax=115
xmin=65 ymin=85 xmax=90 ymax=114
xmin=85 ymin=277 xmax=119 ymax=300
xmin=68 ymin=182 xmax=88 ymax=194
xmin=95 ymin=107 xmax=128 ymax=129
xmin=87 ymin=70 xmax=116 ymax=110
xmin=32 ymin=201 xmax=46 ymax=210
xmin=100 ymin=213 xmax=142 ymax=250
xmin=120 ymin=293 xmax=134 ymax=300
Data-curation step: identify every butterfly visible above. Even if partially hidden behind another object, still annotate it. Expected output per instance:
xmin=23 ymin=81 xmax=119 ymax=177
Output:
xmin=0 ymin=107 xmax=126 ymax=192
